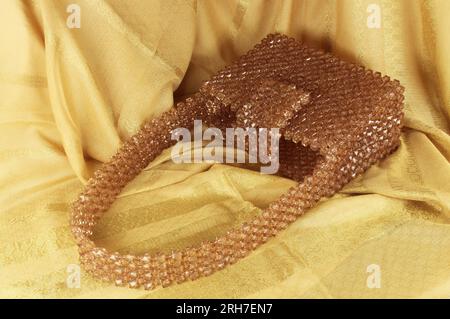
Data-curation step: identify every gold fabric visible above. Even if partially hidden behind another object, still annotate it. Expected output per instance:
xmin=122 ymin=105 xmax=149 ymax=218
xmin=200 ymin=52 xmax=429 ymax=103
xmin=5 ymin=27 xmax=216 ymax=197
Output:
xmin=0 ymin=0 xmax=449 ymax=298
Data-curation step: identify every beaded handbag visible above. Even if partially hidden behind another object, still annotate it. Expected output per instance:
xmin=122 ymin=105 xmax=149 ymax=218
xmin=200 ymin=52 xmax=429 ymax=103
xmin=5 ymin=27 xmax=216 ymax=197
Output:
xmin=71 ymin=33 xmax=404 ymax=290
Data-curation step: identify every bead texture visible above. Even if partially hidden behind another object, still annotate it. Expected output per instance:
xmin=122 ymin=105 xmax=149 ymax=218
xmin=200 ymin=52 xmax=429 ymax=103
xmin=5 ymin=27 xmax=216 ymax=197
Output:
xmin=71 ymin=34 xmax=404 ymax=290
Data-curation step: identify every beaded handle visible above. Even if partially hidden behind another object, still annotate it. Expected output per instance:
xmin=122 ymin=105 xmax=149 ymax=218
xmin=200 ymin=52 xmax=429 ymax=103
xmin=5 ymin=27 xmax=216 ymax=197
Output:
xmin=70 ymin=102 xmax=333 ymax=290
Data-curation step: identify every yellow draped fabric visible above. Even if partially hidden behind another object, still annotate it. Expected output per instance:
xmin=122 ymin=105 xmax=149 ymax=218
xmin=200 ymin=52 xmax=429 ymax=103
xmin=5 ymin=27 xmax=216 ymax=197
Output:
xmin=1 ymin=0 xmax=449 ymax=298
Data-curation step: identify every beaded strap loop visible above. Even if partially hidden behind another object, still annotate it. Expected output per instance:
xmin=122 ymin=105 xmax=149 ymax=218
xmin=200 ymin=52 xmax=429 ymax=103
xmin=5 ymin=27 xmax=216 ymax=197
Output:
xmin=71 ymin=34 xmax=404 ymax=290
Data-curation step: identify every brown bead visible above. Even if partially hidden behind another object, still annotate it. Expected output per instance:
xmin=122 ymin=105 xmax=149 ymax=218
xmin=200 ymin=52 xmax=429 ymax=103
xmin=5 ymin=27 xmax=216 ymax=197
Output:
xmin=71 ymin=33 xmax=404 ymax=290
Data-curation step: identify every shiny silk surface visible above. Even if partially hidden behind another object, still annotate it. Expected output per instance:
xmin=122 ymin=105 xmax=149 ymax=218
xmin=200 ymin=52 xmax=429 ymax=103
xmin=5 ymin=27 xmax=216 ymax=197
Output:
xmin=1 ymin=0 xmax=450 ymax=298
